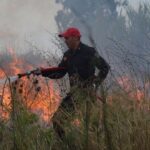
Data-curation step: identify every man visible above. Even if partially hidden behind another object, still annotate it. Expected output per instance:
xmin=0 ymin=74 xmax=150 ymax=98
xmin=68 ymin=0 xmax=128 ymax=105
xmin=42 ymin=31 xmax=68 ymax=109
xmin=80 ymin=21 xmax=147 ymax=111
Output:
xmin=36 ymin=27 xmax=110 ymax=138
xmin=41 ymin=27 xmax=110 ymax=87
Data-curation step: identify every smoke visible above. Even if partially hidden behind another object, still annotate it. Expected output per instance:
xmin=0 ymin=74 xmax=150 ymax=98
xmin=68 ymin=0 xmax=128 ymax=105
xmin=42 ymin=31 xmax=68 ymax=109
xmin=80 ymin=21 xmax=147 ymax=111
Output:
xmin=129 ymin=0 xmax=150 ymax=9
xmin=0 ymin=0 xmax=62 ymax=53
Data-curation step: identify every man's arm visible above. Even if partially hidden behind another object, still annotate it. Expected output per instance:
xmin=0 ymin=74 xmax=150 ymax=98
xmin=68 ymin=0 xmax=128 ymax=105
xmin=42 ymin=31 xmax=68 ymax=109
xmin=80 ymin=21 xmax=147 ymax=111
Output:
xmin=41 ymin=66 xmax=67 ymax=79
xmin=41 ymin=54 xmax=68 ymax=79
xmin=93 ymin=50 xmax=110 ymax=83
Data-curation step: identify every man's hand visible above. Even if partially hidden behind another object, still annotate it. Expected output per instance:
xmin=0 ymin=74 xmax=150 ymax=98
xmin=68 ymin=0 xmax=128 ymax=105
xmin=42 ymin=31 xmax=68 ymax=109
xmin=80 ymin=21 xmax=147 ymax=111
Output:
xmin=32 ymin=68 xmax=42 ymax=75
xmin=93 ymin=76 xmax=102 ymax=89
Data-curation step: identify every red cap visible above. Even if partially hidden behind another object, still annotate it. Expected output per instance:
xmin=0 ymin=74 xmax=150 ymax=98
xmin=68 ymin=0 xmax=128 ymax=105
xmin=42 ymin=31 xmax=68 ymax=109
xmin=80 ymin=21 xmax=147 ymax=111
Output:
xmin=58 ymin=27 xmax=81 ymax=38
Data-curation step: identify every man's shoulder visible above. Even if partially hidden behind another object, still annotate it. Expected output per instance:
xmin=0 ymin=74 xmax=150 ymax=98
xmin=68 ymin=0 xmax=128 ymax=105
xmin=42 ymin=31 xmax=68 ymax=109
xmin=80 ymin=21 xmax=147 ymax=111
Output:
xmin=80 ymin=43 xmax=96 ymax=54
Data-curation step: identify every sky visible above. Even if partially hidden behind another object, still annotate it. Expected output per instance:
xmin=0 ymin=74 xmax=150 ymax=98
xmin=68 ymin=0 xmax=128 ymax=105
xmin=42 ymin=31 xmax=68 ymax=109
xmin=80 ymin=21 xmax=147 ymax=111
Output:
xmin=0 ymin=0 xmax=149 ymax=53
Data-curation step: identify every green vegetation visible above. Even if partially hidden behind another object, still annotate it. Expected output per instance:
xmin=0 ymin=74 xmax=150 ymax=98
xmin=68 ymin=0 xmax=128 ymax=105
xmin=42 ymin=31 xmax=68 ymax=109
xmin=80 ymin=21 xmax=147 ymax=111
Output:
xmin=0 ymin=81 xmax=150 ymax=150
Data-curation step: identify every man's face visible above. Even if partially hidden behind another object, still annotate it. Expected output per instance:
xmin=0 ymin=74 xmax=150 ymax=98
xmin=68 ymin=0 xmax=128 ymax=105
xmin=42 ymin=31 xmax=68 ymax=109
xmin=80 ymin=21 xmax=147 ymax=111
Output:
xmin=64 ymin=36 xmax=79 ymax=49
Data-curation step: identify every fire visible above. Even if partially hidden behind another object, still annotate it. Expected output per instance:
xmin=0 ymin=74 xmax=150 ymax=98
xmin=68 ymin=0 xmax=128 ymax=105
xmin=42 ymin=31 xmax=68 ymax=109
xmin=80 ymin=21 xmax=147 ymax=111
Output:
xmin=117 ymin=75 xmax=145 ymax=101
xmin=25 ymin=79 xmax=60 ymax=122
xmin=6 ymin=47 xmax=33 ymax=74
xmin=0 ymin=47 xmax=60 ymax=124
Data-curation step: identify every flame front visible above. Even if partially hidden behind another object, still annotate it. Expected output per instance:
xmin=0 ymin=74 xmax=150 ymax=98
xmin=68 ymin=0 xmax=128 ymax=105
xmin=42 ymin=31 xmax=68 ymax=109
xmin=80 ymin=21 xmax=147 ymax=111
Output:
xmin=116 ymin=75 xmax=147 ymax=101
xmin=0 ymin=48 xmax=60 ymax=124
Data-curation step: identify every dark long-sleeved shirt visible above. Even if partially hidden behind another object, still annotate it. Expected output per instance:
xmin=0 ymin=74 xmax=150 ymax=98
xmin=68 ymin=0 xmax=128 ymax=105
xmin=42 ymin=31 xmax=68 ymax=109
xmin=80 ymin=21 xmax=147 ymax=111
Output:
xmin=41 ymin=42 xmax=110 ymax=86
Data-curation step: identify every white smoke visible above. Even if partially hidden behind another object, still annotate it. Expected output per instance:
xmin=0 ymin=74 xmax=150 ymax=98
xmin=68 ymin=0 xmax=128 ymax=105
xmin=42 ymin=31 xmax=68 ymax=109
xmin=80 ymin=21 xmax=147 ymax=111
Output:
xmin=0 ymin=0 xmax=62 ymax=54
xmin=129 ymin=0 xmax=150 ymax=10
xmin=0 ymin=0 xmax=149 ymax=54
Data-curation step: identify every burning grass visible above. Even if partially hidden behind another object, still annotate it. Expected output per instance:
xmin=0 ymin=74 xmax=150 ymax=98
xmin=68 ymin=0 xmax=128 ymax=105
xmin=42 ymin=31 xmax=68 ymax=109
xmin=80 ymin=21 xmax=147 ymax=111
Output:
xmin=0 ymin=81 xmax=149 ymax=150
xmin=51 ymin=83 xmax=150 ymax=150
xmin=0 ymin=45 xmax=150 ymax=149
xmin=0 ymin=48 xmax=61 ymax=126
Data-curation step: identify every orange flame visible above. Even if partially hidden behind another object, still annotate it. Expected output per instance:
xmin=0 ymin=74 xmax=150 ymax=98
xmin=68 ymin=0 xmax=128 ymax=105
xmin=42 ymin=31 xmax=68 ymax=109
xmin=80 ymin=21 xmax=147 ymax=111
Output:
xmin=0 ymin=47 xmax=60 ymax=124
xmin=117 ymin=75 xmax=145 ymax=101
